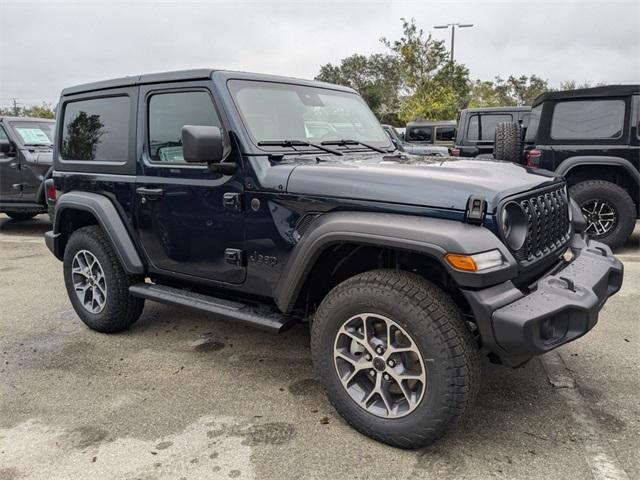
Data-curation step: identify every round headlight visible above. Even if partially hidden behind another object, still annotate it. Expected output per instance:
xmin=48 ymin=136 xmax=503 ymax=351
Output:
xmin=501 ymin=202 xmax=528 ymax=251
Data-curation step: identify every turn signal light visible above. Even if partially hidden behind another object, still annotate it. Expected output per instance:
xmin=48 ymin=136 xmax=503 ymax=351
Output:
xmin=445 ymin=250 xmax=504 ymax=272
xmin=445 ymin=254 xmax=477 ymax=271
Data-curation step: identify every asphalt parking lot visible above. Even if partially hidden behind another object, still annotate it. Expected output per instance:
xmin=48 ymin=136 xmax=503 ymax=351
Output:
xmin=0 ymin=215 xmax=638 ymax=480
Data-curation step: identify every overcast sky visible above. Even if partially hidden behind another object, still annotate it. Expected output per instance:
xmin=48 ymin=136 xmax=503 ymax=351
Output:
xmin=1 ymin=0 xmax=638 ymax=109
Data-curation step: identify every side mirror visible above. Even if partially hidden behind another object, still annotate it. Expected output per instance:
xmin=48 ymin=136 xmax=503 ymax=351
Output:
xmin=0 ymin=139 xmax=12 ymax=154
xmin=181 ymin=125 xmax=224 ymax=164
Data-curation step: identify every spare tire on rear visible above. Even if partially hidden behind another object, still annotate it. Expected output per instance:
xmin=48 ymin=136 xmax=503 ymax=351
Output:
xmin=494 ymin=122 xmax=524 ymax=163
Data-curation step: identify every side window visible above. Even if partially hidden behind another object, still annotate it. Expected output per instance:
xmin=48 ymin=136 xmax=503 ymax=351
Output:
xmin=148 ymin=91 xmax=221 ymax=163
xmin=60 ymin=96 xmax=130 ymax=161
xmin=551 ymin=100 xmax=625 ymax=140
xmin=407 ymin=126 xmax=432 ymax=142
xmin=467 ymin=115 xmax=480 ymax=141
xmin=435 ymin=126 xmax=456 ymax=141
xmin=525 ymin=106 xmax=542 ymax=143
xmin=0 ymin=126 xmax=8 ymax=141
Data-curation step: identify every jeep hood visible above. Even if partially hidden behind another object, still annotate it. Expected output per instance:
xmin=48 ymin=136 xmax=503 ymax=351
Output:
xmin=286 ymin=157 xmax=562 ymax=212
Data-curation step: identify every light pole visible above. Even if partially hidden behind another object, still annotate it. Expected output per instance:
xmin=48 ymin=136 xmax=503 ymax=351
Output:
xmin=434 ymin=23 xmax=474 ymax=63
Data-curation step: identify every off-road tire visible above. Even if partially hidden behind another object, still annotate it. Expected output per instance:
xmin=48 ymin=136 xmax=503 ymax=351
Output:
xmin=63 ymin=225 xmax=145 ymax=332
xmin=5 ymin=211 xmax=37 ymax=221
xmin=311 ymin=269 xmax=480 ymax=449
xmin=569 ymin=180 xmax=636 ymax=249
xmin=493 ymin=122 xmax=524 ymax=163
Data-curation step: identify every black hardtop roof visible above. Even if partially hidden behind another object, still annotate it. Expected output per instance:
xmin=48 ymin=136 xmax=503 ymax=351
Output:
xmin=460 ymin=106 xmax=531 ymax=114
xmin=0 ymin=116 xmax=55 ymax=123
xmin=533 ymin=84 xmax=640 ymax=107
xmin=406 ymin=120 xmax=456 ymax=127
xmin=61 ymin=69 xmax=357 ymax=96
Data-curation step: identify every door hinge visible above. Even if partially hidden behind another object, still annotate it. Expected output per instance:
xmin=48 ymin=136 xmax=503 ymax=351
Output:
xmin=223 ymin=192 xmax=242 ymax=211
xmin=224 ymin=248 xmax=245 ymax=266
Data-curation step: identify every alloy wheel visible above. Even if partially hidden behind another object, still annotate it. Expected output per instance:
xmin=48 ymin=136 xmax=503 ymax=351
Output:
xmin=581 ymin=199 xmax=617 ymax=237
xmin=71 ymin=250 xmax=107 ymax=313
xmin=333 ymin=313 xmax=426 ymax=418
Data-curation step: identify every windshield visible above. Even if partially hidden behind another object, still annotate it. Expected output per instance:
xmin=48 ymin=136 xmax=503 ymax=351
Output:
xmin=9 ymin=121 xmax=55 ymax=146
xmin=228 ymin=80 xmax=391 ymax=150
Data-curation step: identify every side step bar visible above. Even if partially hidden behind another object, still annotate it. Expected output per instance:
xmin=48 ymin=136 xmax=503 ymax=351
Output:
xmin=129 ymin=283 xmax=295 ymax=333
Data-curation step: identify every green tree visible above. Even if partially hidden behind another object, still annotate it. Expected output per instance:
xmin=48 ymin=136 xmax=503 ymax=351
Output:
xmin=316 ymin=53 xmax=402 ymax=124
xmin=0 ymin=102 xmax=56 ymax=119
xmin=469 ymin=75 xmax=551 ymax=107
xmin=381 ymin=18 xmax=471 ymax=122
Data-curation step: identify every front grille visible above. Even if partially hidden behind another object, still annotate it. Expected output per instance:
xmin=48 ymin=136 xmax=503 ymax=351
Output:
xmin=512 ymin=185 xmax=571 ymax=266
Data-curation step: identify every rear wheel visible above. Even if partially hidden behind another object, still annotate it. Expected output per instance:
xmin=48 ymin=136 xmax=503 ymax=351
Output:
xmin=493 ymin=122 xmax=524 ymax=163
xmin=5 ymin=211 xmax=37 ymax=221
xmin=569 ymin=180 xmax=636 ymax=249
xmin=63 ymin=225 xmax=145 ymax=332
xmin=311 ymin=269 xmax=480 ymax=449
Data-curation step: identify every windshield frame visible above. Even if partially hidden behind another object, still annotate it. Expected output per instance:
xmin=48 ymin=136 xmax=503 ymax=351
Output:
xmin=8 ymin=120 xmax=55 ymax=147
xmin=227 ymin=79 xmax=392 ymax=154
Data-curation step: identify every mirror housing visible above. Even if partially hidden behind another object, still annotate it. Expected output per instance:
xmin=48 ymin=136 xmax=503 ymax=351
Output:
xmin=0 ymin=139 xmax=13 ymax=154
xmin=181 ymin=125 xmax=224 ymax=164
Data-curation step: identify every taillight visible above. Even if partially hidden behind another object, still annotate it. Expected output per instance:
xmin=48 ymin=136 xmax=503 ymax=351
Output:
xmin=526 ymin=149 xmax=541 ymax=168
xmin=46 ymin=183 xmax=57 ymax=202
xmin=450 ymin=147 xmax=460 ymax=157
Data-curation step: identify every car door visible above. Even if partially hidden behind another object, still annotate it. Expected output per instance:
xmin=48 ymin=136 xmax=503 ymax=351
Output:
xmin=135 ymin=83 xmax=246 ymax=284
xmin=0 ymin=125 xmax=22 ymax=201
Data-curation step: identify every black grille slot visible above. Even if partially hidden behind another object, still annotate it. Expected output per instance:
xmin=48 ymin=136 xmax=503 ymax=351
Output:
xmin=513 ymin=185 xmax=571 ymax=266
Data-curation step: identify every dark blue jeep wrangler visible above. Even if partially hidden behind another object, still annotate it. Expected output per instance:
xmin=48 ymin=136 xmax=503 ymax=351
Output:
xmin=45 ymin=69 xmax=623 ymax=448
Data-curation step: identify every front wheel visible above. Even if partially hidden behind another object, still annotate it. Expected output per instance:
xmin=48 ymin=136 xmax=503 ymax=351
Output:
xmin=63 ymin=225 xmax=145 ymax=332
xmin=311 ymin=269 xmax=480 ymax=449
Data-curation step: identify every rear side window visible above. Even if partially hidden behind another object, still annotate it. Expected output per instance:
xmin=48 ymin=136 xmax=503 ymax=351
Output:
xmin=148 ymin=91 xmax=221 ymax=163
xmin=406 ymin=126 xmax=432 ymax=142
xmin=551 ymin=100 xmax=625 ymax=139
xmin=468 ymin=114 xmax=512 ymax=141
xmin=60 ymin=96 xmax=130 ymax=161
xmin=525 ymin=106 xmax=542 ymax=142
xmin=435 ymin=126 xmax=455 ymax=141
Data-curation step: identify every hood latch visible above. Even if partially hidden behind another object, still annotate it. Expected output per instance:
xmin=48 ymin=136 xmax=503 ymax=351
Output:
xmin=466 ymin=195 xmax=487 ymax=225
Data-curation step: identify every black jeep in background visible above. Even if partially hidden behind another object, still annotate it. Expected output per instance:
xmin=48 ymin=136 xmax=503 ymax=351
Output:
xmin=452 ymin=106 xmax=531 ymax=158
xmin=404 ymin=120 xmax=457 ymax=148
xmin=0 ymin=116 xmax=55 ymax=220
xmin=494 ymin=85 xmax=639 ymax=248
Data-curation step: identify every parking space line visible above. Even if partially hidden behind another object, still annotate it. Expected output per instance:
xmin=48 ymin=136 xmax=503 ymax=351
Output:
xmin=540 ymin=352 xmax=629 ymax=480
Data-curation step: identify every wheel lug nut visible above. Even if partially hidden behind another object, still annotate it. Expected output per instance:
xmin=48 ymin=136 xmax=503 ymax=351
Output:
xmin=387 ymin=359 xmax=395 ymax=367
xmin=376 ymin=346 xmax=384 ymax=355
xmin=365 ymin=354 xmax=372 ymax=361
xmin=383 ymin=373 xmax=391 ymax=381
xmin=369 ymin=369 xmax=376 ymax=376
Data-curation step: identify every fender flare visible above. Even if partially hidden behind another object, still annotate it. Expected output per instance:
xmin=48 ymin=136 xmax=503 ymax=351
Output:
xmin=556 ymin=156 xmax=640 ymax=185
xmin=273 ymin=211 xmax=518 ymax=313
xmin=53 ymin=191 xmax=145 ymax=274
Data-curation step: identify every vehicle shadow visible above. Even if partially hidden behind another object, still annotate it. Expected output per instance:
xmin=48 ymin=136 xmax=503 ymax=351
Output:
xmin=0 ymin=214 xmax=51 ymax=237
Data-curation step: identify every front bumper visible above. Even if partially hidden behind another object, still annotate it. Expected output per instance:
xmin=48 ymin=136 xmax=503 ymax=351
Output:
xmin=463 ymin=235 xmax=623 ymax=366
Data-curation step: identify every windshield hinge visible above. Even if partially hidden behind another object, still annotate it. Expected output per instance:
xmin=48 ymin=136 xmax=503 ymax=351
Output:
xmin=466 ymin=195 xmax=487 ymax=225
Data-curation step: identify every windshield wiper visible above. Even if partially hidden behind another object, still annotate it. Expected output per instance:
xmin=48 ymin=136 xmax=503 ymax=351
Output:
xmin=258 ymin=140 xmax=343 ymax=156
xmin=320 ymin=139 xmax=390 ymax=154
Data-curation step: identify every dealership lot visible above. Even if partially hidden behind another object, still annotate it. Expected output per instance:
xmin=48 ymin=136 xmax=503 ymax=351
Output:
xmin=0 ymin=215 xmax=638 ymax=480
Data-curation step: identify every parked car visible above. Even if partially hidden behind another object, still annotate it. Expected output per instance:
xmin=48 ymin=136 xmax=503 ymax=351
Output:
xmin=382 ymin=124 xmax=448 ymax=156
xmin=0 ymin=116 xmax=55 ymax=220
xmin=493 ymin=85 xmax=639 ymax=248
xmin=45 ymin=69 xmax=622 ymax=449
xmin=404 ymin=120 xmax=457 ymax=148
xmin=452 ymin=106 xmax=531 ymax=158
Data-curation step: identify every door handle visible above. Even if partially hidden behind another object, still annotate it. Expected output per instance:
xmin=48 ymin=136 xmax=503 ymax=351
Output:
xmin=136 ymin=187 xmax=164 ymax=199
